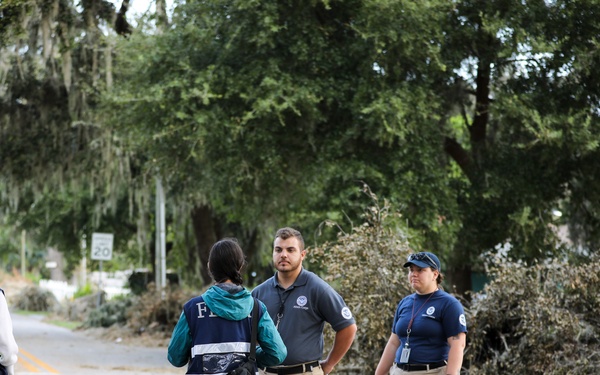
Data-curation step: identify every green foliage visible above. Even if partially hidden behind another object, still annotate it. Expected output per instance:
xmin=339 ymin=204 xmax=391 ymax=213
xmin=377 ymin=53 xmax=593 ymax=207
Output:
xmin=2 ymin=0 xmax=600 ymax=304
xmin=84 ymin=295 xmax=134 ymax=328
xmin=73 ymin=283 xmax=94 ymax=299
xmin=466 ymin=254 xmax=600 ymax=374
xmin=310 ymin=187 xmax=416 ymax=373
xmin=0 ymin=0 xmax=28 ymax=47
xmin=101 ymin=0 xmax=461 ymax=284
xmin=0 ymin=0 xmax=148 ymax=275
xmin=0 ymin=225 xmax=20 ymax=271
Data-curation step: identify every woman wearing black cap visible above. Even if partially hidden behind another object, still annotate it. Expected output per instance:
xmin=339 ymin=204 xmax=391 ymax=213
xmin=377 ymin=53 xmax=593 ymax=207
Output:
xmin=374 ymin=252 xmax=467 ymax=375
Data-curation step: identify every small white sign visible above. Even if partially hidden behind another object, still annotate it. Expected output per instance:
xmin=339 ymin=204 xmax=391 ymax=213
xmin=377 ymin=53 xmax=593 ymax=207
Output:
xmin=91 ymin=233 xmax=114 ymax=261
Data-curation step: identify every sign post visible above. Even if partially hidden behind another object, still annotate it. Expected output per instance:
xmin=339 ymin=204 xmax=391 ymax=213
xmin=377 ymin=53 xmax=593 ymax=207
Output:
xmin=91 ymin=233 xmax=113 ymax=306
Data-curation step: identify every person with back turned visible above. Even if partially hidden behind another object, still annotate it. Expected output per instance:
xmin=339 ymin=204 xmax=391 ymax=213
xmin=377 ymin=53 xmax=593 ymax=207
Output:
xmin=168 ymin=238 xmax=287 ymax=374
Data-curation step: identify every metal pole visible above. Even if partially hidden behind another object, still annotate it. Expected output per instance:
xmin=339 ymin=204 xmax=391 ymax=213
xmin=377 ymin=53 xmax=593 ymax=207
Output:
xmin=21 ymin=230 xmax=26 ymax=276
xmin=155 ymin=177 xmax=167 ymax=297
xmin=97 ymin=260 xmax=103 ymax=307
xmin=81 ymin=235 xmax=87 ymax=287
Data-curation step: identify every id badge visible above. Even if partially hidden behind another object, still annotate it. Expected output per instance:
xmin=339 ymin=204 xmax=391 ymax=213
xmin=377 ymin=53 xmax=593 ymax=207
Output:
xmin=400 ymin=347 xmax=411 ymax=363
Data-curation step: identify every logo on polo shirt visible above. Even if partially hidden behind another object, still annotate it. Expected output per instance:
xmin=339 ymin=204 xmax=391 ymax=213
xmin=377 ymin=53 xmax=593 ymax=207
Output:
xmin=426 ymin=306 xmax=435 ymax=315
xmin=459 ymin=314 xmax=467 ymax=327
xmin=296 ymin=296 xmax=307 ymax=307
xmin=341 ymin=307 xmax=352 ymax=319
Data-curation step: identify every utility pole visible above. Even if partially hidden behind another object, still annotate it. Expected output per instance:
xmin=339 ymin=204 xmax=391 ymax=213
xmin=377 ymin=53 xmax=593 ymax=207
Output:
xmin=155 ymin=177 xmax=167 ymax=298
xmin=80 ymin=234 xmax=87 ymax=287
xmin=21 ymin=230 xmax=26 ymax=276
xmin=153 ymin=0 xmax=168 ymax=299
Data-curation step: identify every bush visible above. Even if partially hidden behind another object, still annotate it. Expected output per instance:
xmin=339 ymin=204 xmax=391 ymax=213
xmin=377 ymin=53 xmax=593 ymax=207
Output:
xmin=125 ymin=283 xmax=197 ymax=335
xmin=14 ymin=285 xmax=58 ymax=312
xmin=84 ymin=295 xmax=134 ymax=328
xmin=466 ymin=253 xmax=600 ymax=374
xmin=309 ymin=187 xmax=600 ymax=374
xmin=310 ymin=188 xmax=415 ymax=373
xmin=78 ymin=282 xmax=196 ymax=341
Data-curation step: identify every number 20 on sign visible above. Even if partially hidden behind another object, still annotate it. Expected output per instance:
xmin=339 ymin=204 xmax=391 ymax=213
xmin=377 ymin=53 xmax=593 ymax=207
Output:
xmin=91 ymin=233 xmax=114 ymax=261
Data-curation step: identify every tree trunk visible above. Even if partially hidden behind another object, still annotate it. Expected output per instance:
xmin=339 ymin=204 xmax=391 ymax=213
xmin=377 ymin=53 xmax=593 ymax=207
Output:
xmin=190 ymin=204 xmax=220 ymax=286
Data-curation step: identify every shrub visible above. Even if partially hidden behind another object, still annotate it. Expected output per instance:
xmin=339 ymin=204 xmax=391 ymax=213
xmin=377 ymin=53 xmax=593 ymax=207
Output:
xmin=125 ymin=283 xmax=197 ymax=335
xmin=310 ymin=187 xmax=415 ymax=373
xmin=80 ymin=282 xmax=196 ymax=339
xmin=309 ymin=187 xmax=600 ymax=374
xmin=14 ymin=285 xmax=58 ymax=312
xmin=466 ymin=253 xmax=600 ymax=374
xmin=84 ymin=295 xmax=134 ymax=328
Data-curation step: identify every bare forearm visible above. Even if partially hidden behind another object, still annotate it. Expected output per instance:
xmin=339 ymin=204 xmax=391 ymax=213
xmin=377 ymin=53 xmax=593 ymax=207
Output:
xmin=321 ymin=324 xmax=357 ymax=374
xmin=445 ymin=333 xmax=466 ymax=375
xmin=375 ymin=333 xmax=400 ymax=375
xmin=374 ymin=346 xmax=396 ymax=375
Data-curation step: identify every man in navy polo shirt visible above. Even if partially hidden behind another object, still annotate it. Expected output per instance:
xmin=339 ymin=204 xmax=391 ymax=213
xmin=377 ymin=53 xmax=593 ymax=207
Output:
xmin=252 ymin=227 xmax=357 ymax=375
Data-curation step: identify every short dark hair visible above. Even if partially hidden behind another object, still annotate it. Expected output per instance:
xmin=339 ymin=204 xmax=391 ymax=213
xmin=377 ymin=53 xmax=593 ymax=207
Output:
xmin=208 ymin=238 xmax=246 ymax=285
xmin=275 ymin=227 xmax=305 ymax=251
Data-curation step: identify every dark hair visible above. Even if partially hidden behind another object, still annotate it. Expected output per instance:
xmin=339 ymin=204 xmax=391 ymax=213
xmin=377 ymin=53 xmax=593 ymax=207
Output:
xmin=275 ymin=227 xmax=305 ymax=250
xmin=208 ymin=238 xmax=246 ymax=285
xmin=436 ymin=272 xmax=445 ymax=288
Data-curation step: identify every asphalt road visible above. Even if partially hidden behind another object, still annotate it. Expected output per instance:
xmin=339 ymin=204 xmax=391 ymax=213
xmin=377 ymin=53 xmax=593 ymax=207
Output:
xmin=12 ymin=313 xmax=182 ymax=375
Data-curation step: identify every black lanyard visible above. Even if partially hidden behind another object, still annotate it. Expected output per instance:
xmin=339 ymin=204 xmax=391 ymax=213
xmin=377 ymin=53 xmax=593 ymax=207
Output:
xmin=275 ymin=286 xmax=292 ymax=329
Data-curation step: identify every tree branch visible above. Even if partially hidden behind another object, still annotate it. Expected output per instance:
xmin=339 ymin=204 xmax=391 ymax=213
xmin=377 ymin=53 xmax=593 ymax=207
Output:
xmin=444 ymin=136 xmax=472 ymax=180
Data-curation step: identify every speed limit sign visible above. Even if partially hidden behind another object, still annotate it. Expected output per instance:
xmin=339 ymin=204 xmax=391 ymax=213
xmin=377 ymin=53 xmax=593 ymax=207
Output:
xmin=91 ymin=233 xmax=114 ymax=261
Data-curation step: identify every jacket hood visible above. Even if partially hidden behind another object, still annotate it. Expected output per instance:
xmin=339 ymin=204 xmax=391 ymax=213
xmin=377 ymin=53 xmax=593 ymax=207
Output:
xmin=202 ymin=284 xmax=254 ymax=320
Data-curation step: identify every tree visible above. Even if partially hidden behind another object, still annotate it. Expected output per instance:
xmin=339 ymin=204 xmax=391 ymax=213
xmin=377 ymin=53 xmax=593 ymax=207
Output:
xmin=430 ymin=0 xmax=600 ymax=292
xmin=4 ymin=0 xmax=599 ymax=296
xmin=103 ymin=0 xmax=458 ymax=285
xmin=105 ymin=0 xmax=600 ymax=294
xmin=0 ymin=0 xmax=143 ymax=271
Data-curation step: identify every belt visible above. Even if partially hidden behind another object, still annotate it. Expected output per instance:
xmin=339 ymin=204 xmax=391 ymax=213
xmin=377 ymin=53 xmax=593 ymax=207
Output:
xmin=394 ymin=361 xmax=447 ymax=372
xmin=264 ymin=361 xmax=321 ymax=374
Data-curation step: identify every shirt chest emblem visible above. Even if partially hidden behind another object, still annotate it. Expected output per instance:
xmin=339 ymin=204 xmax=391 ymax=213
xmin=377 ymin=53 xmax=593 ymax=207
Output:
xmin=296 ymin=296 xmax=307 ymax=307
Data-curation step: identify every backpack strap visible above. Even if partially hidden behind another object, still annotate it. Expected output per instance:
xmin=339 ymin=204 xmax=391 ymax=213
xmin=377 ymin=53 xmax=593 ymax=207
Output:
xmin=248 ymin=297 xmax=259 ymax=363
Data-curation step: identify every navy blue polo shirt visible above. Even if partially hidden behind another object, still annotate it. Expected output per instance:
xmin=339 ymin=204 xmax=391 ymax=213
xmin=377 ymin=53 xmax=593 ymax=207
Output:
xmin=252 ymin=268 xmax=355 ymax=365
xmin=392 ymin=290 xmax=467 ymax=364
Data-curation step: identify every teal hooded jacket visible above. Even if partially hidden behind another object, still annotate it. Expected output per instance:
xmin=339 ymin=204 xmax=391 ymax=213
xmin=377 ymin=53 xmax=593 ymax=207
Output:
xmin=168 ymin=284 xmax=287 ymax=369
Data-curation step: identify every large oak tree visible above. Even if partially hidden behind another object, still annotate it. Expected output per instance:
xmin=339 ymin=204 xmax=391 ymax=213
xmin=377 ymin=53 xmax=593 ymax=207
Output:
xmin=3 ymin=0 xmax=599 ymax=293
